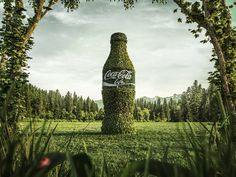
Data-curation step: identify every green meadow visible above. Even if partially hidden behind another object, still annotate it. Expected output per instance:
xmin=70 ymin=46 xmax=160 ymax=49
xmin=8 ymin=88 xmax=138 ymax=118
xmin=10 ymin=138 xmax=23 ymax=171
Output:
xmin=20 ymin=121 xmax=210 ymax=174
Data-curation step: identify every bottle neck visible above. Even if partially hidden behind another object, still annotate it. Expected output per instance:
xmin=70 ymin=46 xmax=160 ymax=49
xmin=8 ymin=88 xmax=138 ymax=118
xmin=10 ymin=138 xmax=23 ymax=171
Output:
xmin=109 ymin=41 xmax=129 ymax=57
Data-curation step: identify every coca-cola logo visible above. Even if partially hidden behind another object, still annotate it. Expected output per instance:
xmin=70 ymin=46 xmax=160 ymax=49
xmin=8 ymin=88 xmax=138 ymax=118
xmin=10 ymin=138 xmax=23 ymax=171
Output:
xmin=103 ymin=70 xmax=134 ymax=87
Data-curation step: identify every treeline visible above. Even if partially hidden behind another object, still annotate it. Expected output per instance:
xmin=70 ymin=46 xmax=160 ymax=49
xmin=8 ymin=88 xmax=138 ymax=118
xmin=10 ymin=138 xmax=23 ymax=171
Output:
xmin=134 ymin=80 xmax=220 ymax=122
xmin=23 ymin=80 xmax=220 ymax=122
xmin=23 ymin=84 xmax=104 ymax=121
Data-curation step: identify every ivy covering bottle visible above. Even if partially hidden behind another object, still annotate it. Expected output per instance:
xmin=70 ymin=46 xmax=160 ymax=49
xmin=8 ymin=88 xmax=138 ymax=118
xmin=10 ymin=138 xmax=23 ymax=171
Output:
xmin=101 ymin=32 xmax=135 ymax=134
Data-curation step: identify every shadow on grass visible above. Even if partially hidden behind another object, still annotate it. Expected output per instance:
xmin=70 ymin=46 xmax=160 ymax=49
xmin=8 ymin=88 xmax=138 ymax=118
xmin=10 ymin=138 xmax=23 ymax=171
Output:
xmin=34 ymin=131 xmax=103 ymax=136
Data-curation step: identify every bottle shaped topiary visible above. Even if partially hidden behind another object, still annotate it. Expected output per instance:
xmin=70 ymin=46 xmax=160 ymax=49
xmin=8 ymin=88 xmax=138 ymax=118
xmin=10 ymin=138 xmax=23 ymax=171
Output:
xmin=101 ymin=32 xmax=135 ymax=134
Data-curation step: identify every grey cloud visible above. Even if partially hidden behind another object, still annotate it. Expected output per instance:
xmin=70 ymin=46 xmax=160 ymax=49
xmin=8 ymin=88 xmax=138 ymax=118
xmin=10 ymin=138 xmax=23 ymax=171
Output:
xmin=26 ymin=1 xmax=217 ymax=99
xmin=0 ymin=0 xmax=233 ymax=99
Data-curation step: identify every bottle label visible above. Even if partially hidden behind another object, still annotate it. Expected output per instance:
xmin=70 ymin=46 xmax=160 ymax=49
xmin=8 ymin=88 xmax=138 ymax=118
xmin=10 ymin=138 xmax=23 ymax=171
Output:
xmin=103 ymin=69 xmax=135 ymax=87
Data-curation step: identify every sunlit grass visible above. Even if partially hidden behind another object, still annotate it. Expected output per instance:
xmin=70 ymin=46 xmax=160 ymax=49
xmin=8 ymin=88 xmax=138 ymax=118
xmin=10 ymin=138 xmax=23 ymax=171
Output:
xmin=19 ymin=121 xmax=211 ymax=174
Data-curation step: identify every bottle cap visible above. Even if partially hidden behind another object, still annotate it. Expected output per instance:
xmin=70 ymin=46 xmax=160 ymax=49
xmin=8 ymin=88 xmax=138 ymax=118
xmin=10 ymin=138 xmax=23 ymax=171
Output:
xmin=110 ymin=32 xmax=127 ymax=44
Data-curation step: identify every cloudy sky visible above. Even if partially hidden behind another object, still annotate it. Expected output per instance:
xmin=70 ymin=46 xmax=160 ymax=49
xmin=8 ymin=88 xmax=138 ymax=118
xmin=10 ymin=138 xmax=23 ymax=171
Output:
xmin=27 ymin=0 xmax=236 ymax=100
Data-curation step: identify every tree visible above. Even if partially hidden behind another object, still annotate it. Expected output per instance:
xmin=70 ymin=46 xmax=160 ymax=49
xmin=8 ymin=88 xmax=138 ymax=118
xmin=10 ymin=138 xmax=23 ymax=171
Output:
xmin=172 ymin=0 xmax=236 ymax=141
xmin=79 ymin=110 xmax=86 ymax=122
xmin=54 ymin=89 xmax=62 ymax=119
xmin=169 ymin=98 xmax=181 ymax=122
xmin=0 ymin=0 xmax=32 ymax=126
xmin=198 ymin=88 xmax=209 ymax=121
xmin=188 ymin=80 xmax=203 ymax=120
xmin=75 ymin=97 xmax=83 ymax=119
xmin=25 ymin=85 xmax=32 ymax=118
xmin=72 ymin=92 xmax=78 ymax=116
xmin=1 ymin=0 xmax=130 ymax=125
xmin=135 ymin=106 xmax=144 ymax=121
xmin=143 ymin=108 xmax=150 ymax=121
xmin=64 ymin=91 xmax=73 ymax=114
xmin=31 ymin=91 xmax=43 ymax=118
xmin=0 ymin=0 xmax=82 ymax=126
xmin=180 ymin=92 xmax=190 ymax=121
xmin=159 ymin=105 xmax=166 ymax=121
xmin=173 ymin=0 xmax=236 ymax=113
xmin=90 ymin=100 xmax=98 ymax=112
xmin=163 ymin=98 xmax=170 ymax=121
xmin=21 ymin=84 xmax=100 ymax=120
xmin=149 ymin=101 xmax=157 ymax=120
xmin=96 ymin=108 xmax=104 ymax=121
xmin=85 ymin=97 xmax=91 ymax=113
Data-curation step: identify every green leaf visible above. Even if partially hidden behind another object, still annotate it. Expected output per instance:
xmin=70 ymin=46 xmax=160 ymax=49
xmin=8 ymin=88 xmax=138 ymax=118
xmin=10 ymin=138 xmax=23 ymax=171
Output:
xmin=194 ymin=34 xmax=199 ymax=38
xmin=200 ymin=39 xmax=208 ymax=44
xmin=43 ymin=6 xmax=53 ymax=11
xmin=69 ymin=153 xmax=95 ymax=177
xmin=119 ymin=160 xmax=191 ymax=177
xmin=33 ymin=152 xmax=67 ymax=177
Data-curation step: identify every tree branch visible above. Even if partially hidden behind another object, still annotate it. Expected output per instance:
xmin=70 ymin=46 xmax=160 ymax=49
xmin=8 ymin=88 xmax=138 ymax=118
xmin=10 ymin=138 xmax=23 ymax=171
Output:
xmin=41 ymin=0 xmax=59 ymax=18
xmin=23 ymin=0 xmax=45 ymax=46
xmin=173 ymin=0 xmax=207 ymax=29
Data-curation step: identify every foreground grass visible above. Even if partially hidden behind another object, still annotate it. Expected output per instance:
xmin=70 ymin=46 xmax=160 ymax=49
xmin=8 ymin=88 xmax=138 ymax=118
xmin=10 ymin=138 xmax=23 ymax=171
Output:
xmin=20 ymin=121 xmax=210 ymax=174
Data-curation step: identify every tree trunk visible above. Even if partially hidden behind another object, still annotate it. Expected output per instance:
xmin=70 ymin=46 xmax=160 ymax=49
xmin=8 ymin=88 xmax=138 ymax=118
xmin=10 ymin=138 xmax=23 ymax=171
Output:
xmin=207 ymin=31 xmax=235 ymax=112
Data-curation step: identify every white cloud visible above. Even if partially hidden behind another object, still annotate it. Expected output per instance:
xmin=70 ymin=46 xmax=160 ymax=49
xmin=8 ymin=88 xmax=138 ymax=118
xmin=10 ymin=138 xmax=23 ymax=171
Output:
xmin=48 ymin=10 xmax=97 ymax=26
xmin=29 ymin=1 xmax=214 ymax=100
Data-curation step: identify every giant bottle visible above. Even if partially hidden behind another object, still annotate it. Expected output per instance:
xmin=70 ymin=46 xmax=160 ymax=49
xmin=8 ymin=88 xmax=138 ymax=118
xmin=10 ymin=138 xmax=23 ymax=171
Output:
xmin=101 ymin=32 xmax=135 ymax=134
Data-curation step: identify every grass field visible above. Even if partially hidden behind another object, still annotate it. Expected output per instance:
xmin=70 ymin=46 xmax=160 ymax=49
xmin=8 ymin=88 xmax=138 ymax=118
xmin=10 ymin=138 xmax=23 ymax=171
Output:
xmin=20 ymin=121 xmax=210 ymax=175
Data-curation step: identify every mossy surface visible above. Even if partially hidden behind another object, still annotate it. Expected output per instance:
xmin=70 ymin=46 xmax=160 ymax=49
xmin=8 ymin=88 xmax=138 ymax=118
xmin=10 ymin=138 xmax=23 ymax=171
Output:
xmin=102 ymin=33 xmax=135 ymax=134
xmin=101 ymin=88 xmax=135 ymax=134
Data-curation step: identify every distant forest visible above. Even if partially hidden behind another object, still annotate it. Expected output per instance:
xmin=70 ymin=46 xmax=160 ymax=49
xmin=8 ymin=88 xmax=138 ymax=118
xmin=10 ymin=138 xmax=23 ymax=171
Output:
xmin=23 ymin=84 xmax=102 ymax=121
xmin=23 ymin=80 xmax=219 ymax=122
xmin=135 ymin=80 xmax=219 ymax=122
